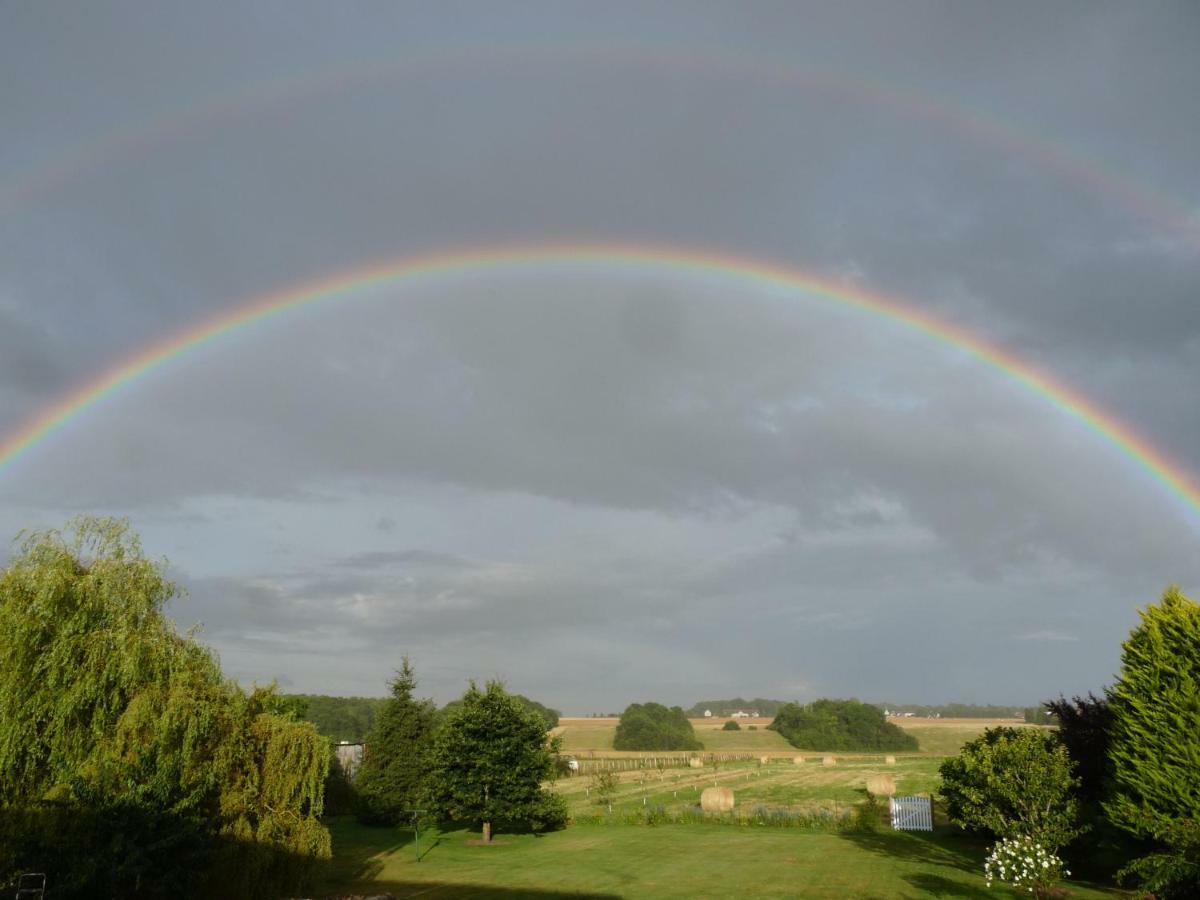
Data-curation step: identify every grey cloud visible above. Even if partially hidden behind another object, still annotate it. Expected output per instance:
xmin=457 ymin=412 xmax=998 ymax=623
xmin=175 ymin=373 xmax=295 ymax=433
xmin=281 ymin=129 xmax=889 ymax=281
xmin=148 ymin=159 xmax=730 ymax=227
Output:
xmin=2 ymin=2 xmax=1198 ymax=708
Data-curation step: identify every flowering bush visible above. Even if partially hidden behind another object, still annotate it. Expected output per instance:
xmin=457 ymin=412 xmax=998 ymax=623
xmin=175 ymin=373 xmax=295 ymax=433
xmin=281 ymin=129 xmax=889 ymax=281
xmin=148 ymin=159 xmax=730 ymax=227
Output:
xmin=984 ymin=835 xmax=1068 ymax=896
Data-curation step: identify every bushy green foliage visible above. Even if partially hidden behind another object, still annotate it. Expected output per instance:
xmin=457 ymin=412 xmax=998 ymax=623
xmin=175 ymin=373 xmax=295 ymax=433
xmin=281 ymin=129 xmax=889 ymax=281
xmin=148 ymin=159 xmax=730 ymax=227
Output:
xmin=425 ymin=681 xmax=567 ymax=840
xmin=938 ymin=726 xmax=1081 ymax=850
xmin=685 ymin=697 xmax=787 ymax=717
xmin=0 ymin=518 xmax=330 ymax=898
xmin=768 ymin=699 xmax=918 ymax=751
xmin=722 ymin=720 xmax=741 ymax=731
xmin=1105 ymin=586 xmax=1200 ymax=897
xmin=441 ymin=692 xmax=560 ymax=730
xmin=613 ymin=702 xmax=702 ymax=751
xmin=355 ymin=658 xmax=437 ymax=825
xmin=283 ymin=693 xmax=387 ymax=742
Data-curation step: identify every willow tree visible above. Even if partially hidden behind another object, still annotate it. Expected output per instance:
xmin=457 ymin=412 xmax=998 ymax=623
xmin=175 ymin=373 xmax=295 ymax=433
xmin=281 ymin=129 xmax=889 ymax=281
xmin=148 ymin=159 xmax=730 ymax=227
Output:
xmin=0 ymin=518 xmax=329 ymax=898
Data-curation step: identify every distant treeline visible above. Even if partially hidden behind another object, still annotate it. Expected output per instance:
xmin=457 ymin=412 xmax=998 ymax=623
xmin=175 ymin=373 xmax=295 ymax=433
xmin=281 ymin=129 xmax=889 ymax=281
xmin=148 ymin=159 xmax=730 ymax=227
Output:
xmin=286 ymin=691 xmax=560 ymax=742
xmin=875 ymin=703 xmax=1027 ymax=718
xmin=685 ymin=697 xmax=789 ymax=717
xmin=282 ymin=694 xmax=387 ymax=742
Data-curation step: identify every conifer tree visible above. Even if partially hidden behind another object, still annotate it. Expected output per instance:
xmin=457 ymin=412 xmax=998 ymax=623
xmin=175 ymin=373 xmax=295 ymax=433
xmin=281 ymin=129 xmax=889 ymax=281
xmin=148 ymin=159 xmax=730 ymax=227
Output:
xmin=355 ymin=657 xmax=436 ymax=825
xmin=1106 ymin=586 xmax=1200 ymax=897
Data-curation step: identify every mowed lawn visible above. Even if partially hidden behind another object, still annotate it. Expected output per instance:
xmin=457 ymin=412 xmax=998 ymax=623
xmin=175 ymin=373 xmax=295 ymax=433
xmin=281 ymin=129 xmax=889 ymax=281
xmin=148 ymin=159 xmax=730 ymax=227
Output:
xmin=320 ymin=818 xmax=1122 ymax=899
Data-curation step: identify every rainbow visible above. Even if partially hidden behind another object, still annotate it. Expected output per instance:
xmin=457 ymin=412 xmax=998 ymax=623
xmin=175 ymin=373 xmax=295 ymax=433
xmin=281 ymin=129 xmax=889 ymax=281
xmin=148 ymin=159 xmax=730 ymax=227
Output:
xmin=3 ymin=44 xmax=1197 ymax=249
xmin=2 ymin=241 xmax=1198 ymax=523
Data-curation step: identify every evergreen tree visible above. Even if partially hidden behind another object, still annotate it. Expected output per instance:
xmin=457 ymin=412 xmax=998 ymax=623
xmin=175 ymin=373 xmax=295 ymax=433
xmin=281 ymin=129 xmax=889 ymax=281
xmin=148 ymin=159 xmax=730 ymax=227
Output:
xmin=355 ymin=658 xmax=436 ymax=825
xmin=425 ymin=681 xmax=567 ymax=842
xmin=1106 ymin=586 xmax=1200 ymax=897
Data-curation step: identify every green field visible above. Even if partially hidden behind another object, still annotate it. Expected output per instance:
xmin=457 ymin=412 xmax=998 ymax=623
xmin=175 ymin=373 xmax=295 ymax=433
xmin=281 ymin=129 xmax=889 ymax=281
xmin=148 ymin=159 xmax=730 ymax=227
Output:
xmin=320 ymin=818 xmax=1120 ymax=899
xmin=320 ymin=717 xmax=1093 ymax=897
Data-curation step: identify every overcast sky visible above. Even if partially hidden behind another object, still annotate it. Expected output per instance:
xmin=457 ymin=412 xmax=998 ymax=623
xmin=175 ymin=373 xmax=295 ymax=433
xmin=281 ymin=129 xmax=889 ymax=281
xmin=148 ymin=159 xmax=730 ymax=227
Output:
xmin=2 ymin=2 xmax=1197 ymax=713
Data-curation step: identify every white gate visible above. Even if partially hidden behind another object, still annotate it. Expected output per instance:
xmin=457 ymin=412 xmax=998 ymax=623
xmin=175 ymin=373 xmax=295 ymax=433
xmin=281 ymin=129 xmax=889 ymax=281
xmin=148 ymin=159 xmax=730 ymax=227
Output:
xmin=889 ymin=795 xmax=933 ymax=831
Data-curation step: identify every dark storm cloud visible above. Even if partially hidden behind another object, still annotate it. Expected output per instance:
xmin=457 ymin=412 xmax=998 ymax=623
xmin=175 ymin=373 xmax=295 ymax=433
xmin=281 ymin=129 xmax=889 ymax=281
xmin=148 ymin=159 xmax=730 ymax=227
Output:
xmin=2 ymin=1 xmax=1197 ymax=705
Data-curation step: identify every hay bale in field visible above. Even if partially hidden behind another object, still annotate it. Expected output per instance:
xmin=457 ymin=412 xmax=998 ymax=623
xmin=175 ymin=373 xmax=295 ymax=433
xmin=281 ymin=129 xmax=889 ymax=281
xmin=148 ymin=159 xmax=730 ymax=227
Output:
xmin=700 ymin=786 xmax=735 ymax=812
xmin=822 ymin=756 xmax=837 ymax=766
xmin=885 ymin=755 xmax=897 ymax=765
xmin=689 ymin=758 xmax=704 ymax=769
xmin=866 ymin=774 xmax=897 ymax=796
xmin=793 ymin=756 xmax=805 ymax=765
xmin=760 ymin=756 xmax=770 ymax=765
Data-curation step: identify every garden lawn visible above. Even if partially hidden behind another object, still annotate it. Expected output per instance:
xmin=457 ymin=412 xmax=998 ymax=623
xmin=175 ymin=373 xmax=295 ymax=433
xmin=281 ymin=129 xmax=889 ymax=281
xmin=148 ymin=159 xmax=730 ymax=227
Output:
xmin=321 ymin=818 xmax=1122 ymax=899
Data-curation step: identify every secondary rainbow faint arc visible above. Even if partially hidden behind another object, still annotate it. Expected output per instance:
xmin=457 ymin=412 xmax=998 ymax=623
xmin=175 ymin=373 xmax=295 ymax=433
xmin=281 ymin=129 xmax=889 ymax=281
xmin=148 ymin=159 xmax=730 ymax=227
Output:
xmin=1 ymin=242 xmax=1198 ymax=521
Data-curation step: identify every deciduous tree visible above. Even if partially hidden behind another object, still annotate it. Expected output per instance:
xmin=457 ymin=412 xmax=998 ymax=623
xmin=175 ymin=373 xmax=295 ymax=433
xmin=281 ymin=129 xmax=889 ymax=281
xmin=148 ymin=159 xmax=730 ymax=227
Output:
xmin=939 ymin=726 xmax=1081 ymax=850
xmin=425 ymin=681 xmax=566 ymax=842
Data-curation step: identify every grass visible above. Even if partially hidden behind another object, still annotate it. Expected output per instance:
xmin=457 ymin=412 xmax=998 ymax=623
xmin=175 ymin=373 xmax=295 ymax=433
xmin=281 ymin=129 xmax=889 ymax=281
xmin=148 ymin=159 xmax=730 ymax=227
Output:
xmin=320 ymin=817 xmax=1122 ymax=899
xmin=319 ymin=717 xmax=1093 ymax=897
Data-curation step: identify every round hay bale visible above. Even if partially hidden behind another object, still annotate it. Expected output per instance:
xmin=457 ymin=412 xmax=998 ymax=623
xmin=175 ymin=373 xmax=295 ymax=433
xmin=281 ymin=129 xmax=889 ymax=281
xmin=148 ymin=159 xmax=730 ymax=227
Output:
xmin=866 ymin=774 xmax=897 ymax=796
xmin=793 ymin=756 xmax=805 ymax=765
xmin=822 ymin=756 xmax=837 ymax=766
xmin=700 ymin=786 xmax=735 ymax=813
xmin=885 ymin=755 xmax=897 ymax=765
xmin=688 ymin=758 xmax=704 ymax=769
xmin=759 ymin=756 xmax=770 ymax=765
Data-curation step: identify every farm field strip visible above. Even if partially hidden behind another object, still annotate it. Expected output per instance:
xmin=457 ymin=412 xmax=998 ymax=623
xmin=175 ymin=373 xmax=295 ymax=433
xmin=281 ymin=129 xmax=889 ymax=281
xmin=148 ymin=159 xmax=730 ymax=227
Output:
xmin=555 ymin=758 xmax=944 ymax=816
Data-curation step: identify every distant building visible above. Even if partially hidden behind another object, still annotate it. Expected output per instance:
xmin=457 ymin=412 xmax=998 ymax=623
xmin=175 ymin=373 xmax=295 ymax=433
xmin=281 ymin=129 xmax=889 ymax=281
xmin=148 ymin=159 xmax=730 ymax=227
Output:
xmin=703 ymin=709 xmax=713 ymax=717
xmin=730 ymin=710 xmax=759 ymax=718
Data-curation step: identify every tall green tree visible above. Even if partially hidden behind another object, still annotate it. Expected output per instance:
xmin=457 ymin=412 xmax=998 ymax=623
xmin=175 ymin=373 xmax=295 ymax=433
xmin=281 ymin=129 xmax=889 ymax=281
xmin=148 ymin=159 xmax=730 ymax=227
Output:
xmin=939 ymin=726 xmax=1081 ymax=851
xmin=355 ymin=658 xmax=437 ymax=825
xmin=1106 ymin=586 xmax=1200 ymax=897
xmin=0 ymin=518 xmax=329 ymax=898
xmin=425 ymin=681 xmax=567 ymax=842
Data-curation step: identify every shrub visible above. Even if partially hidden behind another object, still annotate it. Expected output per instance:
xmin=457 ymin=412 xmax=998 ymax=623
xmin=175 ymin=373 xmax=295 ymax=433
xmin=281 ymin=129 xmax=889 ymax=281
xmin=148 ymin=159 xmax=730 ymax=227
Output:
xmin=939 ymin=726 xmax=1081 ymax=850
xmin=590 ymin=769 xmax=618 ymax=806
xmin=984 ymin=835 xmax=1069 ymax=897
xmin=722 ymin=720 xmax=741 ymax=731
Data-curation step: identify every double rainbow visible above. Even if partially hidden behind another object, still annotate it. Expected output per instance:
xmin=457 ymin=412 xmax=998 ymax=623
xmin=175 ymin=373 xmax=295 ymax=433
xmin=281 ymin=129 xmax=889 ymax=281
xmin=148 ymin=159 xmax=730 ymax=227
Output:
xmin=1 ymin=242 xmax=1197 ymax=524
